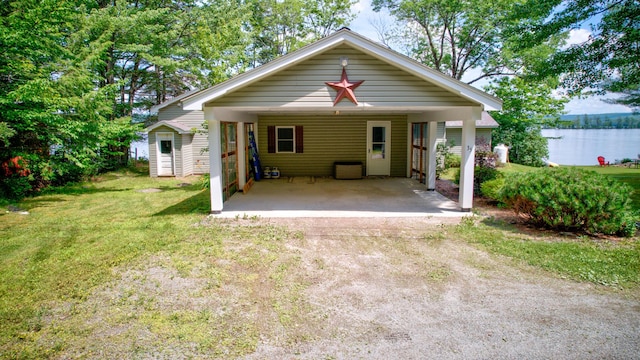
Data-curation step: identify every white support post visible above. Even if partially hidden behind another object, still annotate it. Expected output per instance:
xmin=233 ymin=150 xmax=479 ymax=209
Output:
xmin=237 ymin=122 xmax=246 ymax=190
xmin=459 ymin=108 xmax=479 ymax=211
xmin=208 ymin=117 xmax=224 ymax=214
xmin=427 ymin=121 xmax=438 ymax=191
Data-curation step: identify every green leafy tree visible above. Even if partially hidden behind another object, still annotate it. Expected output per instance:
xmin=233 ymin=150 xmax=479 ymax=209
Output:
xmin=247 ymin=0 xmax=355 ymax=66
xmin=486 ymin=77 xmax=567 ymax=167
xmin=371 ymin=0 xmax=546 ymax=83
xmin=373 ymin=0 xmax=567 ymax=167
xmin=513 ymin=0 xmax=640 ymax=110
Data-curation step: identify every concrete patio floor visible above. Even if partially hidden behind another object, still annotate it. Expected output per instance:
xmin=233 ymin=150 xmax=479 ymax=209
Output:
xmin=214 ymin=176 xmax=465 ymax=218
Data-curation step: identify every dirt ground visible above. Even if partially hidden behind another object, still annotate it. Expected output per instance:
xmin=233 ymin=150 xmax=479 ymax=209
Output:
xmin=47 ymin=180 xmax=639 ymax=359
xmin=243 ymin=216 xmax=639 ymax=359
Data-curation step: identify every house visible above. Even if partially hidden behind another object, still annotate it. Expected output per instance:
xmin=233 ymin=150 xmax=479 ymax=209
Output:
xmin=445 ymin=111 xmax=499 ymax=156
xmin=146 ymin=28 xmax=502 ymax=213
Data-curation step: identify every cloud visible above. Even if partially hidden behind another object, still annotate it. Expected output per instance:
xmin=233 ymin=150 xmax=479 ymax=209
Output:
xmin=565 ymin=28 xmax=591 ymax=47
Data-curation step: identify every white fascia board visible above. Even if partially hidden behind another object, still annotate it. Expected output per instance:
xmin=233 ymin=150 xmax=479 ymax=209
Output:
xmin=181 ymin=29 xmax=502 ymax=112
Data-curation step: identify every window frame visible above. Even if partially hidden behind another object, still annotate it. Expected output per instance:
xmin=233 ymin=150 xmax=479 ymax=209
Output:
xmin=275 ymin=126 xmax=296 ymax=153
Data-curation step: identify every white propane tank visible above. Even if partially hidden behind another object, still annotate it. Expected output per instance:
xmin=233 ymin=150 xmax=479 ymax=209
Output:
xmin=263 ymin=167 xmax=271 ymax=179
xmin=271 ymin=167 xmax=280 ymax=179
xmin=494 ymin=144 xmax=508 ymax=164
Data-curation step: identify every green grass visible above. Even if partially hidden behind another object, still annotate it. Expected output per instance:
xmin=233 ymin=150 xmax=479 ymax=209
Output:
xmin=0 ymin=165 xmax=307 ymax=358
xmin=456 ymin=217 xmax=640 ymax=288
xmin=1 ymin=165 xmax=638 ymax=358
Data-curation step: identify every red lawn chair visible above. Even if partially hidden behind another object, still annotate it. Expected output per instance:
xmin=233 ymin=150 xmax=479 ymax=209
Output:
xmin=597 ymin=156 xmax=609 ymax=166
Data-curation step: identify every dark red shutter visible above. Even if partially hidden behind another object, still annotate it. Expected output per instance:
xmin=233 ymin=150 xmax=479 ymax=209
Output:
xmin=295 ymin=126 xmax=303 ymax=153
xmin=267 ymin=126 xmax=275 ymax=153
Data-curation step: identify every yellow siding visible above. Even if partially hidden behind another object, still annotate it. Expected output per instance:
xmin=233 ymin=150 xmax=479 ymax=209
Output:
xmin=211 ymin=45 xmax=475 ymax=108
xmin=258 ymin=114 xmax=407 ymax=177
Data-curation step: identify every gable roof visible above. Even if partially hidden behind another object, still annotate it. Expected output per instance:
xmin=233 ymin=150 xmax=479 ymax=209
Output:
xmin=446 ymin=112 xmax=500 ymax=129
xmin=144 ymin=120 xmax=194 ymax=134
xmin=158 ymin=28 xmax=501 ymax=113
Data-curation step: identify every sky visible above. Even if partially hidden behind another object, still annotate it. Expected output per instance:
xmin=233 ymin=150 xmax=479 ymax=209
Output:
xmin=347 ymin=0 xmax=632 ymax=115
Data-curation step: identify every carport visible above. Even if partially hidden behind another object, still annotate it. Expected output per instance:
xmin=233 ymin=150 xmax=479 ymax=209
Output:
xmin=215 ymin=176 xmax=463 ymax=218
xmin=163 ymin=29 xmax=501 ymax=214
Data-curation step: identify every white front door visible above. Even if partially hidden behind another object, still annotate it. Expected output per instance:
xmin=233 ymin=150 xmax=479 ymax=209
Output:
xmin=366 ymin=121 xmax=391 ymax=176
xmin=156 ymin=132 xmax=175 ymax=176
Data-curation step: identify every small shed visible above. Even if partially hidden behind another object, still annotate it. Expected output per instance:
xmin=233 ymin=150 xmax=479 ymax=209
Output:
xmin=145 ymin=120 xmax=197 ymax=177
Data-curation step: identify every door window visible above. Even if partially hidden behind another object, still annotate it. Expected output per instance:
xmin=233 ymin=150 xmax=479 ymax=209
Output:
xmin=160 ymin=140 xmax=172 ymax=154
xmin=371 ymin=126 xmax=386 ymax=159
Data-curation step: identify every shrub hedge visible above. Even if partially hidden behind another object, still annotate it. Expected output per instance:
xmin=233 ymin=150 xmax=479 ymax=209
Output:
xmin=500 ymin=167 xmax=637 ymax=237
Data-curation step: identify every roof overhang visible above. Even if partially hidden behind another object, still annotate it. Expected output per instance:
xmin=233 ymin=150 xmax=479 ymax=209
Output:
xmin=164 ymin=29 xmax=501 ymax=113
xmin=144 ymin=120 xmax=194 ymax=134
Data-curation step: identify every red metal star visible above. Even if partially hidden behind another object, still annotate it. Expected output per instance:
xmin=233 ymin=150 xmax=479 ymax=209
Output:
xmin=325 ymin=68 xmax=364 ymax=105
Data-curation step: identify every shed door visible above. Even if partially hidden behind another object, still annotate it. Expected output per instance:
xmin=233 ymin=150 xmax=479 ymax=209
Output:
xmin=367 ymin=121 xmax=391 ymax=176
xmin=157 ymin=132 xmax=175 ymax=176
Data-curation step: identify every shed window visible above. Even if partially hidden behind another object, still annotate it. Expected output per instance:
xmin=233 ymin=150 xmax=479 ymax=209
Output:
xmin=268 ymin=126 xmax=304 ymax=153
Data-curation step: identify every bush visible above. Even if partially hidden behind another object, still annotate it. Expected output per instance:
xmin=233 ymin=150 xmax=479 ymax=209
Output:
xmin=0 ymin=175 xmax=32 ymax=200
xmin=481 ymin=177 xmax=505 ymax=201
xmin=500 ymin=167 xmax=637 ymax=237
xmin=444 ymin=153 xmax=461 ymax=168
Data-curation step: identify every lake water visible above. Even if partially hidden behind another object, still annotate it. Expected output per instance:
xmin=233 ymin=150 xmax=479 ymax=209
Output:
xmin=541 ymin=128 xmax=640 ymax=165
xmin=130 ymin=133 xmax=149 ymax=160
xmin=129 ymin=129 xmax=638 ymax=166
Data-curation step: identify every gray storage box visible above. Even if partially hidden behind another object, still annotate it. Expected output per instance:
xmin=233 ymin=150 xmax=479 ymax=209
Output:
xmin=334 ymin=161 xmax=363 ymax=179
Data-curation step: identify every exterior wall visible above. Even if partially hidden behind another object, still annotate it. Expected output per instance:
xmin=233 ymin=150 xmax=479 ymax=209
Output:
xmin=157 ymin=104 xmax=209 ymax=174
xmin=210 ymin=45 xmax=475 ymax=109
xmin=257 ymin=114 xmax=407 ymax=177
xmin=181 ymin=133 xmax=193 ymax=176
xmin=148 ymin=130 xmax=158 ymax=177
xmin=447 ymin=128 xmax=493 ymax=156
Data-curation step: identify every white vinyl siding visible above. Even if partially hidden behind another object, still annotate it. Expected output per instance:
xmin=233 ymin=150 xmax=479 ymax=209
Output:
xmin=447 ymin=128 xmax=493 ymax=156
xmin=210 ymin=45 xmax=475 ymax=109
xmin=157 ymin=104 xmax=208 ymax=174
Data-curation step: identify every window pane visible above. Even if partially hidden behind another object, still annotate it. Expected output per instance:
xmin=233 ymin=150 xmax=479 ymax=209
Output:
xmin=278 ymin=140 xmax=294 ymax=152
xmin=160 ymin=140 xmax=172 ymax=154
xmin=372 ymin=144 xmax=385 ymax=159
xmin=372 ymin=127 xmax=385 ymax=143
xmin=278 ymin=127 xmax=294 ymax=140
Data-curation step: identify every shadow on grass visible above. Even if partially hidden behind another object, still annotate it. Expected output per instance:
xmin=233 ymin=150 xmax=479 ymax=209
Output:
xmin=41 ymin=186 xmax=131 ymax=197
xmin=153 ymin=190 xmax=210 ymax=216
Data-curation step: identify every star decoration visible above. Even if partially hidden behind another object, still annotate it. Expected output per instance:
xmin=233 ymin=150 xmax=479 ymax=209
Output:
xmin=325 ymin=68 xmax=364 ymax=106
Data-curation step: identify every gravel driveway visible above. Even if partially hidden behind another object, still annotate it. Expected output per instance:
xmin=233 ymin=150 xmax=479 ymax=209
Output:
xmin=244 ymin=217 xmax=640 ymax=359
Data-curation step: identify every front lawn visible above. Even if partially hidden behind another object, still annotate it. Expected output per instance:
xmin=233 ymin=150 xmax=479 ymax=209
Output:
xmin=0 ymin=165 xmax=638 ymax=358
xmin=0 ymin=165 xmax=305 ymax=358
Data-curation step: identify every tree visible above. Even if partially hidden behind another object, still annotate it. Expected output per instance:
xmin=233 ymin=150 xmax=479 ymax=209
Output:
xmin=0 ymin=0 xmax=250 ymax=198
xmin=486 ymin=77 xmax=567 ymax=167
xmin=373 ymin=0 xmax=567 ymax=167
xmin=371 ymin=0 xmax=546 ymax=84
xmin=513 ymin=0 xmax=640 ymax=110
xmin=247 ymin=0 xmax=355 ymax=66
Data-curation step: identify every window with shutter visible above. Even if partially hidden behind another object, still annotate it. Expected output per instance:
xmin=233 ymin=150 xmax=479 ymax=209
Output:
xmin=267 ymin=125 xmax=303 ymax=153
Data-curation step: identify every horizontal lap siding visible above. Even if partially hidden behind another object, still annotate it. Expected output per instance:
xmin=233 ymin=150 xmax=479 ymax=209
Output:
xmin=158 ymin=104 xmax=208 ymax=174
xmin=212 ymin=45 xmax=475 ymax=108
xmin=148 ymin=131 xmax=158 ymax=177
xmin=258 ymin=115 xmax=406 ymax=177
xmin=447 ymin=128 xmax=493 ymax=157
